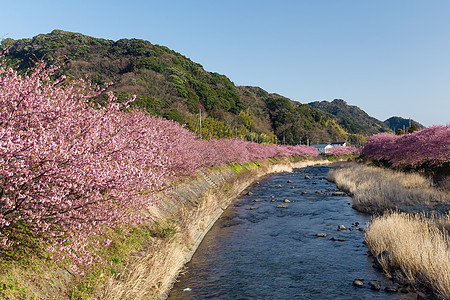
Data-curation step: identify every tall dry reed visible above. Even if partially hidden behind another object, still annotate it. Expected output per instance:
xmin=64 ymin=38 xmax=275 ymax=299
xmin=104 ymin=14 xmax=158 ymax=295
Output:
xmin=327 ymin=162 xmax=449 ymax=213
xmin=365 ymin=212 xmax=450 ymax=299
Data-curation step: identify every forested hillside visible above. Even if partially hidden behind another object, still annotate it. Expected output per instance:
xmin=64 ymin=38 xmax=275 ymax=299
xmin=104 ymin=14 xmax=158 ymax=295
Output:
xmin=2 ymin=30 xmax=401 ymax=145
xmin=384 ymin=116 xmax=424 ymax=132
xmin=308 ymin=99 xmax=392 ymax=135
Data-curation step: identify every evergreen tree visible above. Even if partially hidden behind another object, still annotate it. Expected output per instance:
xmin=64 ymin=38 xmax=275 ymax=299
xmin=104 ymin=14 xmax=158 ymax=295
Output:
xmin=396 ymin=128 xmax=405 ymax=135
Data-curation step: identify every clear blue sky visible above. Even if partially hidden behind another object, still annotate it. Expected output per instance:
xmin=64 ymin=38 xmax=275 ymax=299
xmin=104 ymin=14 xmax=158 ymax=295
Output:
xmin=2 ymin=0 xmax=450 ymax=126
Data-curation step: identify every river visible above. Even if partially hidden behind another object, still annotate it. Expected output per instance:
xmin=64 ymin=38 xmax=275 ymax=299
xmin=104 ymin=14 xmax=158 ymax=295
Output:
xmin=168 ymin=165 xmax=417 ymax=299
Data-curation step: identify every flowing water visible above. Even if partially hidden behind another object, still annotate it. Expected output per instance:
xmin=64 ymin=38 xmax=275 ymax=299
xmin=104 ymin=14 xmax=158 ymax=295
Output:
xmin=168 ymin=165 xmax=417 ymax=299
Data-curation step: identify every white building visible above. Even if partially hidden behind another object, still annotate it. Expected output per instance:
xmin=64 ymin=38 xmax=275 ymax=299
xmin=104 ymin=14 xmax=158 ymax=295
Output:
xmin=311 ymin=144 xmax=333 ymax=154
xmin=331 ymin=142 xmax=347 ymax=147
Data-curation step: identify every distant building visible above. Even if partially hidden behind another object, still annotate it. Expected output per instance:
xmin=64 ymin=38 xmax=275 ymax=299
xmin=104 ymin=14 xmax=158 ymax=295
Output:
xmin=311 ymin=144 xmax=333 ymax=154
xmin=331 ymin=142 xmax=347 ymax=147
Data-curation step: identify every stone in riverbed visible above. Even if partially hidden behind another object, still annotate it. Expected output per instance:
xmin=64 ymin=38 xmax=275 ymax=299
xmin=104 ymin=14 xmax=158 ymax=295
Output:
xmin=276 ymin=185 xmax=282 ymax=188
xmin=252 ymin=199 xmax=262 ymax=202
xmin=276 ymin=204 xmax=288 ymax=208
xmin=337 ymin=225 xmax=346 ymax=231
xmin=384 ymin=286 xmax=398 ymax=293
xmin=283 ymin=199 xmax=291 ymax=203
xmin=368 ymin=281 xmax=381 ymax=291
xmin=332 ymin=191 xmax=346 ymax=196
xmin=287 ymin=180 xmax=293 ymax=183
xmin=316 ymin=233 xmax=327 ymax=237
xmin=352 ymin=279 xmax=364 ymax=287
xmin=375 ymin=250 xmax=394 ymax=269
xmin=247 ymin=191 xmax=253 ymax=196
xmin=305 ymin=176 xmax=311 ymax=179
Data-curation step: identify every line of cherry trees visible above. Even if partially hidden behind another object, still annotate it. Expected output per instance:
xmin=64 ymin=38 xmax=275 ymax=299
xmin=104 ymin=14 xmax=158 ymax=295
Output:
xmin=0 ymin=57 xmax=318 ymax=273
xmin=363 ymin=125 xmax=450 ymax=168
xmin=326 ymin=146 xmax=361 ymax=156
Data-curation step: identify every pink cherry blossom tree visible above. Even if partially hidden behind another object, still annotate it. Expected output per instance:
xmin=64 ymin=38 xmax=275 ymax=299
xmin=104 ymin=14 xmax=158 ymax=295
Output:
xmin=362 ymin=125 xmax=450 ymax=168
xmin=326 ymin=146 xmax=361 ymax=156
xmin=0 ymin=56 xmax=319 ymax=272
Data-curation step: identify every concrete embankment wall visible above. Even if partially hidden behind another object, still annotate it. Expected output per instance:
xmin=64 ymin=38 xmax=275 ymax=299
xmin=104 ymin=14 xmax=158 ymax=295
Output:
xmin=134 ymin=158 xmax=329 ymax=299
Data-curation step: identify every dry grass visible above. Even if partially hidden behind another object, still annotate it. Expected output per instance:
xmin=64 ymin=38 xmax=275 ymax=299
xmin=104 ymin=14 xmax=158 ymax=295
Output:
xmin=365 ymin=212 xmax=450 ymax=299
xmin=328 ymin=161 xmax=450 ymax=298
xmin=327 ymin=161 xmax=450 ymax=213
xmin=98 ymin=165 xmax=257 ymax=299
xmin=0 ymin=158 xmax=327 ymax=299
xmin=99 ymin=158 xmax=329 ymax=299
xmin=98 ymin=237 xmax=187 ymax=300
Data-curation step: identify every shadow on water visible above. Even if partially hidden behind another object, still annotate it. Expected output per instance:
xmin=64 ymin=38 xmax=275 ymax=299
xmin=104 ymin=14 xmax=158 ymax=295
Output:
xmin=168 ymin=166 xmax=418 ymax=299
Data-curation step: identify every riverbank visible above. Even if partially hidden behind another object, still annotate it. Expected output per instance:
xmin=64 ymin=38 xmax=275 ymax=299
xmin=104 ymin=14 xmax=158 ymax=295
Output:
xmin=327 ymin=161 xmax=450 ymax=299
xmin=96 ymin=157 xmax=329 ymax=299
xmin=1 ymin=157 xmax=329 ymax=299
xmin=327 ymin=161 xmax=450 ymax=215
xmin=169 ymin=164 xmax=410 ymax=299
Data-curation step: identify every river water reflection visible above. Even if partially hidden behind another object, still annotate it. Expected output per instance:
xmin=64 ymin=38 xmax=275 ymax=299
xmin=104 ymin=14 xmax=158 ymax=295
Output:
xmin=168 ymin=165 xmax=416 ymax=299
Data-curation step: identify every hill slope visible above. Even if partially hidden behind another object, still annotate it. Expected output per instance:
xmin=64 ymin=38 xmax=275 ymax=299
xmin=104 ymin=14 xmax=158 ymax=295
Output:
xmin=1 ymin=30 xmax=395 ymax=145
xmin=384 ymin=116 xmax=424 ymax=132
xmin=308 ymin=99 xmax=392 ymax=136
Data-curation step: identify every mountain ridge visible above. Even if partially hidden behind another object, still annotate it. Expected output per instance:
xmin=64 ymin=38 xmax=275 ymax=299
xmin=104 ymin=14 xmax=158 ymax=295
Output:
xmin=1 ymin=30 xmax=420 ymax=145
xmin=383 ymin=116 xmax=424 ymax=132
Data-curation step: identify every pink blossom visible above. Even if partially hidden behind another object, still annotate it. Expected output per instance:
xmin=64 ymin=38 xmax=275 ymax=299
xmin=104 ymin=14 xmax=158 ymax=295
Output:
xmin=326 ymin=146 xmax=361 ymax=156
xmin=0 ymin=55 xmax=319 ymax=272
xmin=362 ymin=125 xmax=450 ymax=167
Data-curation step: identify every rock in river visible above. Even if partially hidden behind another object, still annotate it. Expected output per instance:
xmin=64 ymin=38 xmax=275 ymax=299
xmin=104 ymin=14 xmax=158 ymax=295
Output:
xmin=368 ymin=281 xmax=381 ymax=291
xmin=276 ymin=204 xmax=288 ymax=208
xmin=332 ymin=191 xmax=346 ymax=196
xmin=384 ymin=286 xmax=398 ymax=293
xmin=352 ymin=279 xmax=364 ymax=287
xmin=375 ymin=250 xmax=394 ymax=269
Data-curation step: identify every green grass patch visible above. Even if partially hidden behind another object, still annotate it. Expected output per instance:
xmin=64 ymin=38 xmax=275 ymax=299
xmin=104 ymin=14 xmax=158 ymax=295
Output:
xmin=149 ymin=219 xmax=177 ymax=240
xmin=228 ymin=161 xmax=266 ymax=173
xmin=69 ymin=225 xmax=154 ymax=299
xmin=0 ymin=221 xmax=156 ymax=299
